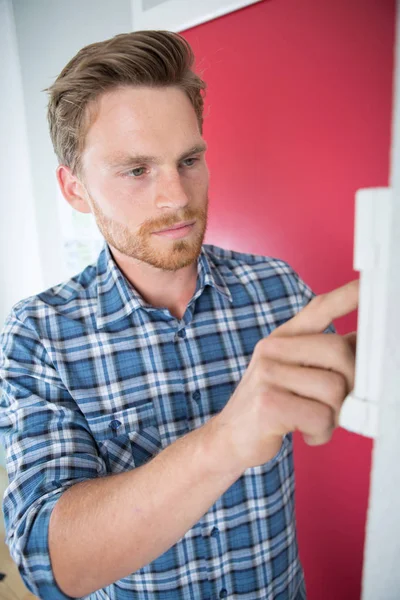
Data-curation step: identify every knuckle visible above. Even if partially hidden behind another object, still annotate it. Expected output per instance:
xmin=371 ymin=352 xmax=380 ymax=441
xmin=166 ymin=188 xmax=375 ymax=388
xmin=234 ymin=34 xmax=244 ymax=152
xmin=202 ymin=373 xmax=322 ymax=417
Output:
xmin=255 ymin=336 xmax=280 ymax=358
xmin=254 ymin=338 xmax=266 ymax=356
xmin=263 ymin=336 xmax=283 ymax=356
xmin=261 ymin=358 xmax=278 ymax=383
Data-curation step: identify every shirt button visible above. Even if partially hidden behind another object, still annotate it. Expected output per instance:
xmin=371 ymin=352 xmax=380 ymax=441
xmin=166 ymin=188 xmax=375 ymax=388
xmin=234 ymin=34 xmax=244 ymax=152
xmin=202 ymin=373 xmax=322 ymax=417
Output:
xmin=109 ymin=419 xmax=121 ymax=431
xmin=219 ymin=589 xmax=228 ymax=598
xmin=177 ymin=328 xmax=186 ymax=338
xmin=210 ymin=526 xmax=219 ymax=537
xmin=192 ymin=390 xmax=201 ymax=401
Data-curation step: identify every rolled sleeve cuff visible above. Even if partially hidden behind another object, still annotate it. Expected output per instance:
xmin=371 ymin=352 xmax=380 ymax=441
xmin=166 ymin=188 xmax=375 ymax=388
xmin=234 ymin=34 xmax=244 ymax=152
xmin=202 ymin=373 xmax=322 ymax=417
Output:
xmin=14 ymin=492 xmax=77 ymax=600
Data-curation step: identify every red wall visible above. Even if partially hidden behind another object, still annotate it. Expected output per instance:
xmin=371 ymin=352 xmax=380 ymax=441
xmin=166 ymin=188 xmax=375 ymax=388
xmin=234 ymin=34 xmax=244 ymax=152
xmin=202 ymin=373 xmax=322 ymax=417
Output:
xmin=183 ymin=1 xmax=395 ymax=598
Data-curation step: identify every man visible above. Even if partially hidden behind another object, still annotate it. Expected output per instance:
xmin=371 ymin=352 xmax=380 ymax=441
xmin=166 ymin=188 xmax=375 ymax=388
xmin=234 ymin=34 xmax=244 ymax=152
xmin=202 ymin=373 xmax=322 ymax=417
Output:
xmin=0 ymin=30 xmax=357 ymax=600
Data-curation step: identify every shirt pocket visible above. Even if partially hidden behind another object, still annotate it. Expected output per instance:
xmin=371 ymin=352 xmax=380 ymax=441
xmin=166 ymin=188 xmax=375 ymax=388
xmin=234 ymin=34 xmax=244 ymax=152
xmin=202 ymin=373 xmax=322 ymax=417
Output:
xmin=87 ymin=401 xmax=162 ymax=473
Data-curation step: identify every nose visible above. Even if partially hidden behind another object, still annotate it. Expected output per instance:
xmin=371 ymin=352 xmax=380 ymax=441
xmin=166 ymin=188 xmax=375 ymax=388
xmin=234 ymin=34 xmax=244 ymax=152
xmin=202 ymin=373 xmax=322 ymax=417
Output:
xmin=155 ymin=169 xmax=189 ymax=210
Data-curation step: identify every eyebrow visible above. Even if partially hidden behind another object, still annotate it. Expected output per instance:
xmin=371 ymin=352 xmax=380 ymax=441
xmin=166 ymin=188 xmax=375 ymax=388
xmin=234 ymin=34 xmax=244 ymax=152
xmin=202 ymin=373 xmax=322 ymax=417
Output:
xmin=105 ymin=143 xmax=208 ymax=169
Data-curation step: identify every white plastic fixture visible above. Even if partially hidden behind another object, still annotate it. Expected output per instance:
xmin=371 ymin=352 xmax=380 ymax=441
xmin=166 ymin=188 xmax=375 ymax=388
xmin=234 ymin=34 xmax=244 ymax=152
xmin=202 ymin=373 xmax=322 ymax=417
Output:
xmin=338 ymin=187 xmax=393 ymax=438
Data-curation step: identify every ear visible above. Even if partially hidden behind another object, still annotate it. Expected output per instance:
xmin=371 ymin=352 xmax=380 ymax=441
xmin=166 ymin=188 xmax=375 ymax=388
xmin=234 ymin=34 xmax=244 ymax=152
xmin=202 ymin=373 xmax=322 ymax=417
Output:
xmin=56 ymin=164 xmax=92 ymax=214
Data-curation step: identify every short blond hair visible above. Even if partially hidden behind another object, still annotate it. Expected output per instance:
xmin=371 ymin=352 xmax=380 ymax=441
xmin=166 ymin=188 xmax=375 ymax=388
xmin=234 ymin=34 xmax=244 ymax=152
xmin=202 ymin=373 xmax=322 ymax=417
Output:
xmin=45 ymin=30 xmax=207 ymax=177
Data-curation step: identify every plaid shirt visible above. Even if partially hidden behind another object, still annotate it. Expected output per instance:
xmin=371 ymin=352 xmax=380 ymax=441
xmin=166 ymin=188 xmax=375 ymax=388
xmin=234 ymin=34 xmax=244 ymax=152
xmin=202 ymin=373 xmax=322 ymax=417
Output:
xmin=0 ymin=241 xmax=335 ymax=600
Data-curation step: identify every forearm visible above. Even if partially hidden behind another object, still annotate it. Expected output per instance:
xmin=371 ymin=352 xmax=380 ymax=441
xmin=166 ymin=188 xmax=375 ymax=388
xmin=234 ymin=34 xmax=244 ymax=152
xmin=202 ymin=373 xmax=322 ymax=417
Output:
xmin=48 ymin=415 xmax=245 ymax=598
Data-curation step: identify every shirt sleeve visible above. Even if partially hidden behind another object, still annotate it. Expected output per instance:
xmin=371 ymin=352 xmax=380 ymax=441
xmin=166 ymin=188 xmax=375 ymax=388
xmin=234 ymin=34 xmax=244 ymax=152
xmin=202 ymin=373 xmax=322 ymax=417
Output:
xmin=0 ymin=306 xmax=108 ymax=600
xmin=290 ymin=267 xmax=337 ymax=335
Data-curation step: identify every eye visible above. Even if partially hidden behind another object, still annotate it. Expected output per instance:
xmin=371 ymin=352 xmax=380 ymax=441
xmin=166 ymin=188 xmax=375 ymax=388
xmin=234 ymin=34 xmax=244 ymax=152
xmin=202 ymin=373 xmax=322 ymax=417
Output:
xmin=181 ymin=157 xmax=199 ymax=167
xmin=127 ymin=167 xmax=146 ymax=177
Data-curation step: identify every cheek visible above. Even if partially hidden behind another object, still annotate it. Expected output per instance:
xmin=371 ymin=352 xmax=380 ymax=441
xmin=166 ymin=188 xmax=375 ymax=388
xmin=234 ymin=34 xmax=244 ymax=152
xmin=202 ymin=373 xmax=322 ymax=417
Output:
xmin=91 ymin=175 xmax=137 ymax=217
xmin=186 ymin=165 xmax=209 ymax=192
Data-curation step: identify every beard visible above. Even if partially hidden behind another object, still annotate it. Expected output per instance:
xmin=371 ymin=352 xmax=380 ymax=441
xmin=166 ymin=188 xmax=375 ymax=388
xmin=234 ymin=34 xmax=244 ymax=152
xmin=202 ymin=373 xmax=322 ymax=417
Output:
xmin=88 ymin=193 xmax=209 ymax=272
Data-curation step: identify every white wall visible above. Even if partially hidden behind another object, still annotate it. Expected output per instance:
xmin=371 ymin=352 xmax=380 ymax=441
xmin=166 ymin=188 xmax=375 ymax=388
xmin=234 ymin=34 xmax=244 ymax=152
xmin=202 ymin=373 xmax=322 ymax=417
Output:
xmin=0 ymin=0 xmax=132 ymax=467
xmin=0 ymin=0 xmax=43 ymax=327
xmin=11 ymin=0 xmax=133 ymax=298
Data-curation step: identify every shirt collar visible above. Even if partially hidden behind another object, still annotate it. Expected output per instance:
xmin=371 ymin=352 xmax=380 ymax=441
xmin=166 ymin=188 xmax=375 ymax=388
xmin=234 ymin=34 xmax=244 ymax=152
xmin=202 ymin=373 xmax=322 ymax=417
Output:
xmin=95 ymin=242 xmax=232 ymax=330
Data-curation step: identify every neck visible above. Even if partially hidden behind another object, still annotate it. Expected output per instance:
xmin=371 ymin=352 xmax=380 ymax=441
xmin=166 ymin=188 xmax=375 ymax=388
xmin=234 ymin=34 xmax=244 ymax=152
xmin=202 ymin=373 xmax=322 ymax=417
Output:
xmin=108 ymin=245 xmax=199 ymax=320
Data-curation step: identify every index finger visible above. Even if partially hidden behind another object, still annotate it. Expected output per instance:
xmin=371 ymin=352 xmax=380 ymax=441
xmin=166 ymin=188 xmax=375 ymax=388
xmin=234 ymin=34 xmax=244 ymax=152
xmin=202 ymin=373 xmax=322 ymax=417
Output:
xmin=270 ymin=279 xmax=359 ymax=338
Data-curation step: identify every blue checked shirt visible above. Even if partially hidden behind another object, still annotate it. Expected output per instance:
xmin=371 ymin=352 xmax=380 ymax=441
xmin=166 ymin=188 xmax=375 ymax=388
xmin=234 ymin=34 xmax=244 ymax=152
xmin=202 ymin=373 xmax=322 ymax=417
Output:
xmin=0 ymin=242 xmax=335 ymax=600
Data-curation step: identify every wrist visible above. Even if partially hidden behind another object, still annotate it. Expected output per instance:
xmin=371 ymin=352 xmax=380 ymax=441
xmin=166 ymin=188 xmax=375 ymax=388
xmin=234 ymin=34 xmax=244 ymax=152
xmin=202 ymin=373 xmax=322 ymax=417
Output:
xmin=203 ymin=414 xmax=285 ymax=472
xmin=200 ymin=415 xmax=246 ymax=480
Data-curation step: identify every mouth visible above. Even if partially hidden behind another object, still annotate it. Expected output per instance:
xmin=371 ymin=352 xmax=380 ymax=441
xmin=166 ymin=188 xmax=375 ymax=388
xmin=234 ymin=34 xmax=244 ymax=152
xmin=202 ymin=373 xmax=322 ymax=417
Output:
xmin=152 ymin=221 xmax=196 ymax=239
xmin=153 ymin=221 xmax=196 ymax=234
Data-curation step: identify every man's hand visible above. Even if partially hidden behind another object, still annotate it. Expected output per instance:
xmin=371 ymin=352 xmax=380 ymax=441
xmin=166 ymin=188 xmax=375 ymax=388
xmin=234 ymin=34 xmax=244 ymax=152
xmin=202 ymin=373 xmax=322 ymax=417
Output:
xmin=215 ymin=280 xmax=359 ymax=470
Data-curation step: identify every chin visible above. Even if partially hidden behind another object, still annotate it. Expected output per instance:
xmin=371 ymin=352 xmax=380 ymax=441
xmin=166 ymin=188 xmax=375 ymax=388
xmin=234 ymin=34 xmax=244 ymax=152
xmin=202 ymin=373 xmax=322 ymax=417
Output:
xmin=151 ymin=242 xmax=202 ymax=271
xmin=106 ymin=222 xmax=206 ymax=271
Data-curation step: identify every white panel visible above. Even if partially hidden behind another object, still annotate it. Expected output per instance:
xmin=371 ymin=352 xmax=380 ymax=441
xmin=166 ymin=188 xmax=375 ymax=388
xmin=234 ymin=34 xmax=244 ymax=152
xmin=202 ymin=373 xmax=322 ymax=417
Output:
xmin=131 ymin=0 xmax=263 ymax=32
xmin=339 ymin=188 xmax=393 ymax=438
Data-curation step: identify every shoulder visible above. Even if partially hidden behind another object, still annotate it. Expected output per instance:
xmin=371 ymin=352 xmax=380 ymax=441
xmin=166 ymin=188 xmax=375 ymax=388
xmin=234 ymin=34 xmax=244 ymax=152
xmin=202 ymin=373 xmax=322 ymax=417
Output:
xmin=1 ymin=260 xmax=98 ymax=340
xmin=202 ymin=243 xmax=300 ymax=290
xmin=202 ymin=243 xmax=295 ymax=275
xmin=202 ymin=243 xmax=320 ymax=316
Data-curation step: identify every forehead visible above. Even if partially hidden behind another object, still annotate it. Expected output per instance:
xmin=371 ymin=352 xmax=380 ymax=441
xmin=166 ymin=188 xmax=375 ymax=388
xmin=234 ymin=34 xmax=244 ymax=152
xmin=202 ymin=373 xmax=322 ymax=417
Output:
xmin=82 ymin=85 xmax=201 ymax=165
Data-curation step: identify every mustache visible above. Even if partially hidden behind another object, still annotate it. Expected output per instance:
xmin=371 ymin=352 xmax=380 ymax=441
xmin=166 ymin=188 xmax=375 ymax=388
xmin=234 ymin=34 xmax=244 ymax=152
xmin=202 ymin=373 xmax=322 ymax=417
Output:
xmin=140 ymin=207 xmax=207 ymax=235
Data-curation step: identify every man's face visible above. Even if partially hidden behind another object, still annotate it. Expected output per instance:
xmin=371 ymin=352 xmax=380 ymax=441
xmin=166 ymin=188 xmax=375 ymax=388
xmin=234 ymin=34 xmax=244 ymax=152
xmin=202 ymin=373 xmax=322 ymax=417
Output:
xmin=79 ymin=85 xmax=209 ymax=271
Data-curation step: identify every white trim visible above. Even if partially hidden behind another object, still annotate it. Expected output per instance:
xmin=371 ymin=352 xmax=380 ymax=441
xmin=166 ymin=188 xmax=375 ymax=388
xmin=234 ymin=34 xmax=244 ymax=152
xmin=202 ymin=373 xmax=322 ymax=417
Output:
xmin=131 ymin=0 xmax=262 ymax=32
xmin=359 ymin=1 xmax=400 ymax=597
